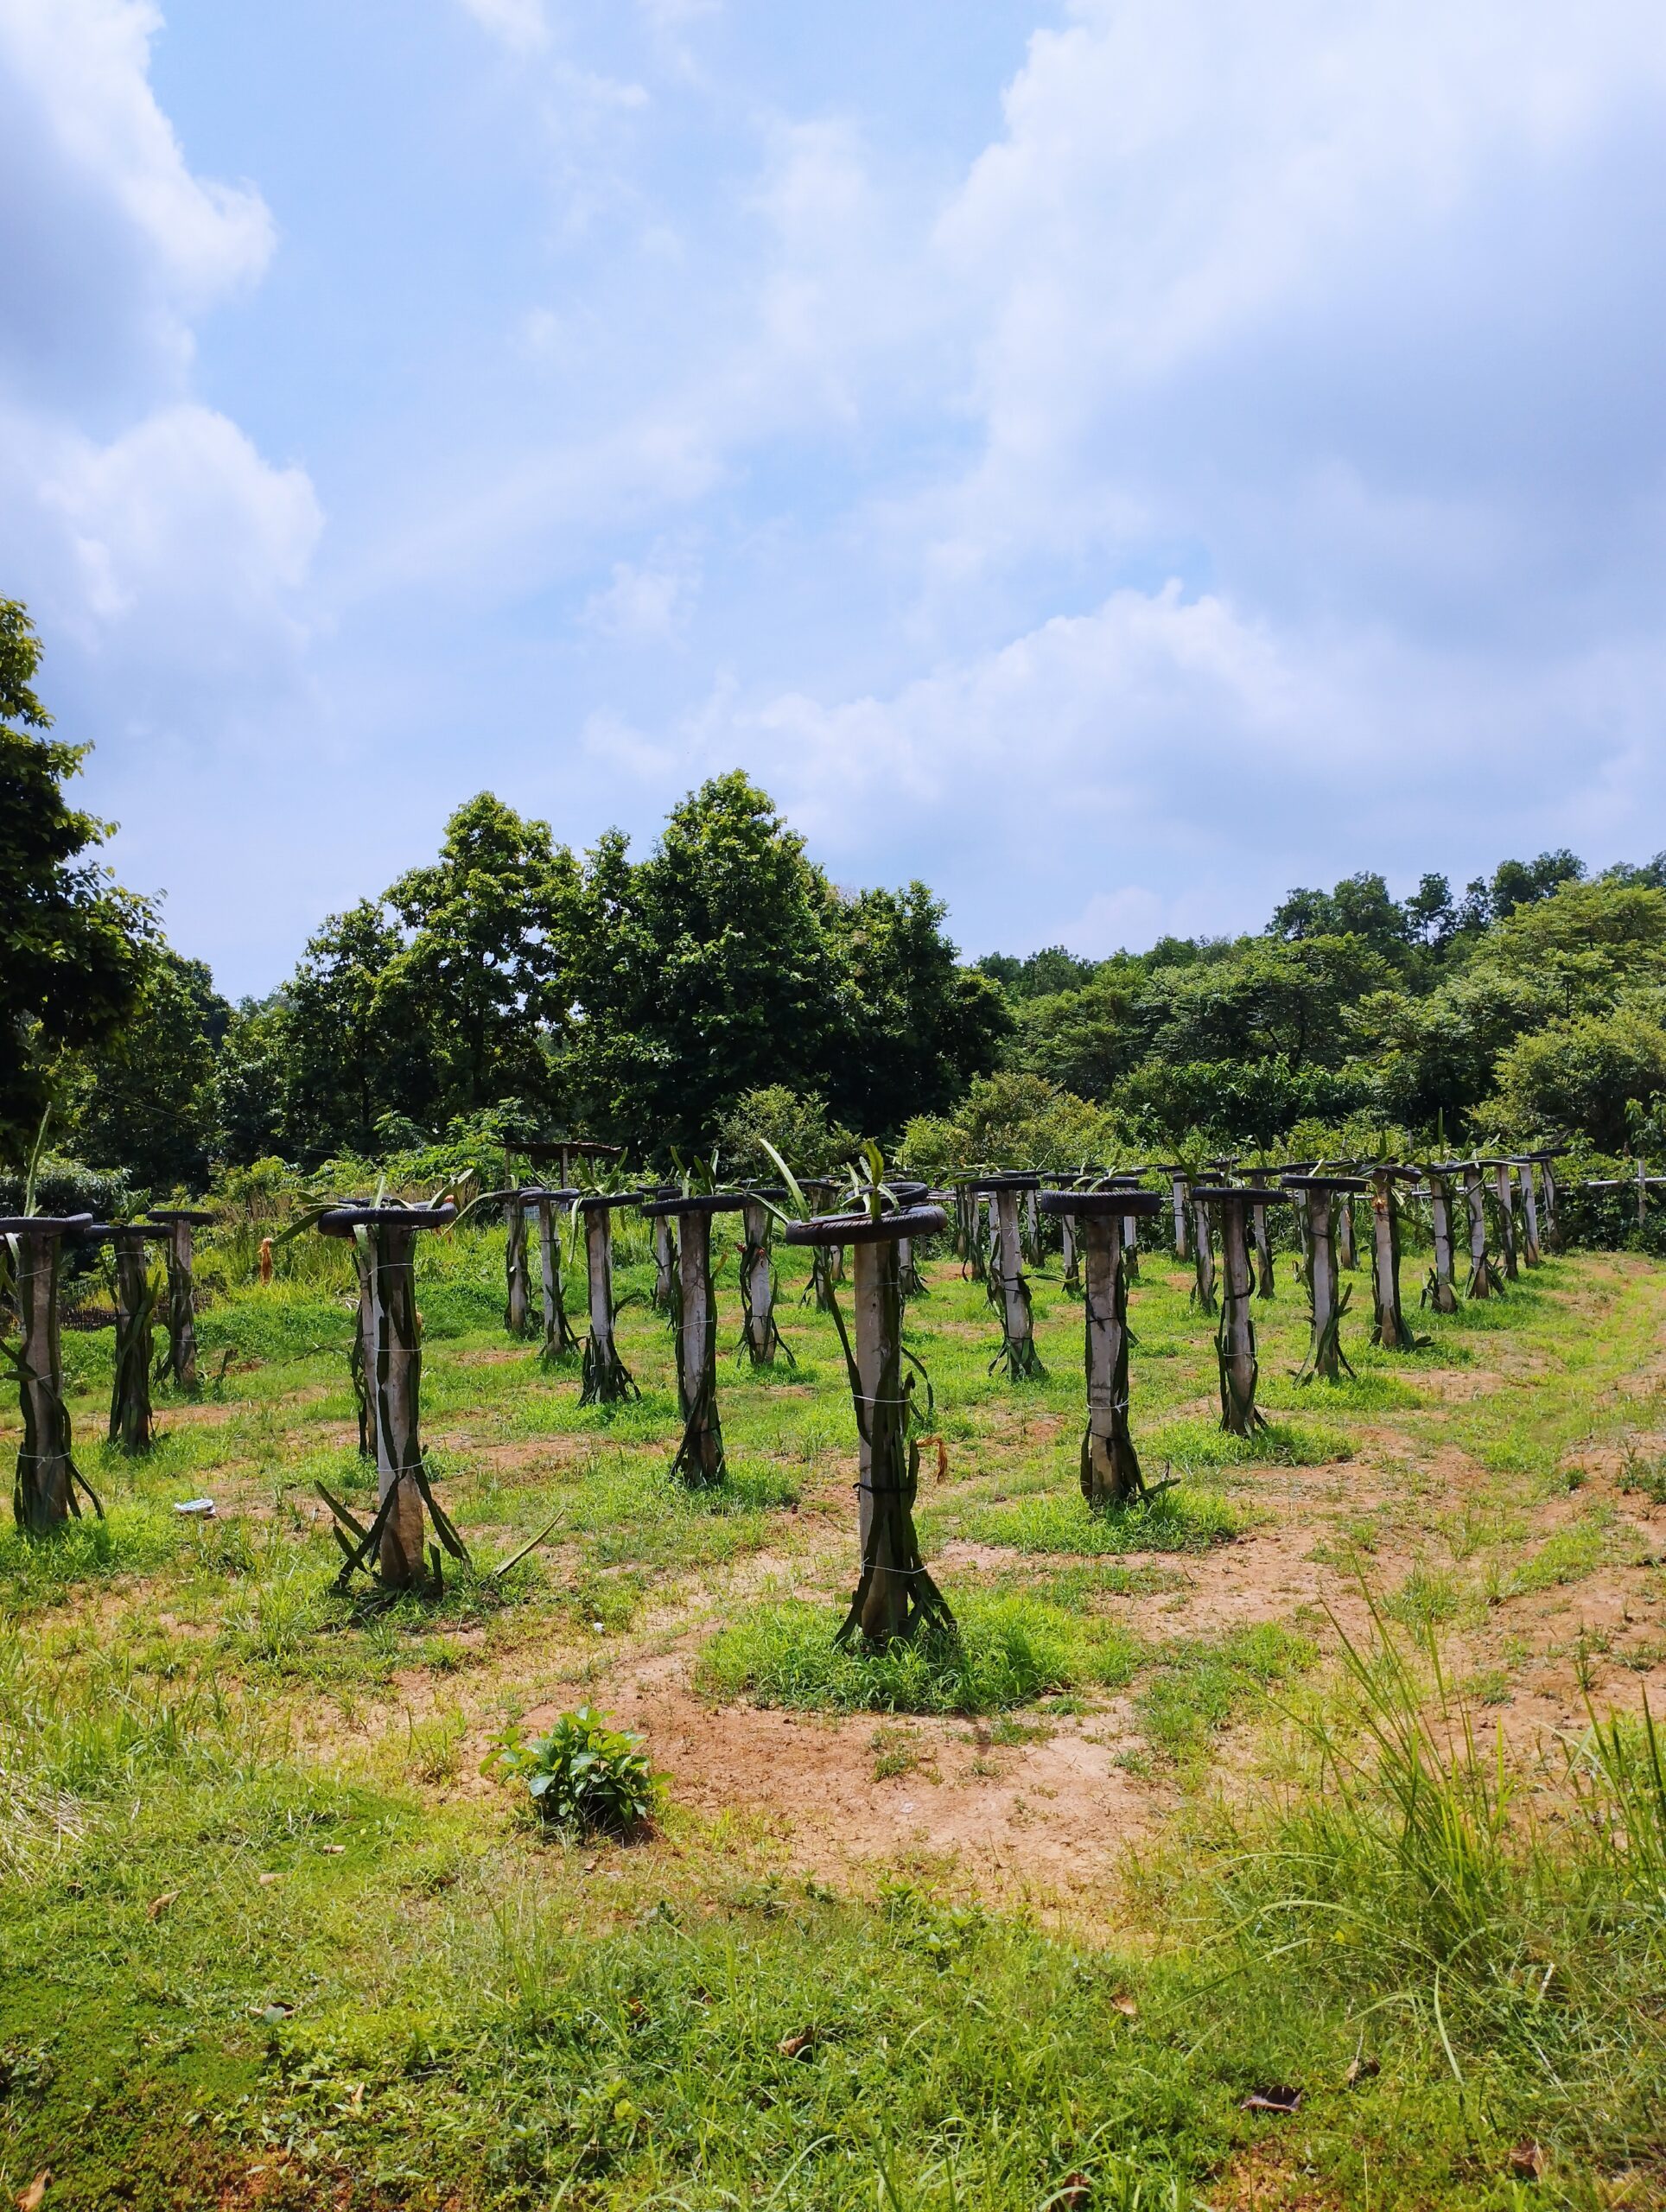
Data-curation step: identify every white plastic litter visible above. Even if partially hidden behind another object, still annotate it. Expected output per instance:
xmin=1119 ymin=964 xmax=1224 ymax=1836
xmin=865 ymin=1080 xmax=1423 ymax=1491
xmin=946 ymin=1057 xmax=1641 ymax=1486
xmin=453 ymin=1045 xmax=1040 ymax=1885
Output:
xmin=174 ymin=1498 xmax=217 ymax=1516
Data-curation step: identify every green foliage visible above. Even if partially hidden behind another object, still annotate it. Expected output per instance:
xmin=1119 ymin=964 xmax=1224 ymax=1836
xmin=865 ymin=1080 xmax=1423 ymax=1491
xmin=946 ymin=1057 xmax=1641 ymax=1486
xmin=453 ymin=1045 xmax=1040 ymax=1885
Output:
xmin=1483 ymin=1002 xmax=1666 ymax=1150
xmin=715 ymin=1085 xmax=855 ymax=1178
xmin=482 ymin=1706 xmax=660 ymax=1836
xmin=898 ymin=1071 xmax=1132 ymax=1179
xmin=0 ymin=601 xmax=153 ymax=1164
xmin=58 ymin=946 xmax=227 ymax=1189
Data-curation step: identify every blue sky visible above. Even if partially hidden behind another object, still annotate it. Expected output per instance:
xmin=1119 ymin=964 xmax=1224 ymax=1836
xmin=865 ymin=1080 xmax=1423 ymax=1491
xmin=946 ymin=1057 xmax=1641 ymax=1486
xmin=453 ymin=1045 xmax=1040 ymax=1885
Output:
xmin=5 ymin=0 xmax=1666 ymax=998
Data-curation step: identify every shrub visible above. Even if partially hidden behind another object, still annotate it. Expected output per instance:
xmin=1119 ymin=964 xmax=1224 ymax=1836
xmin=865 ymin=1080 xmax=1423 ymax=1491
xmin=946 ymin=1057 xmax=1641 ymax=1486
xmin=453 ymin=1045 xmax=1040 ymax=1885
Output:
xmin=482 ymin=1707 xmax=660 ymax=1837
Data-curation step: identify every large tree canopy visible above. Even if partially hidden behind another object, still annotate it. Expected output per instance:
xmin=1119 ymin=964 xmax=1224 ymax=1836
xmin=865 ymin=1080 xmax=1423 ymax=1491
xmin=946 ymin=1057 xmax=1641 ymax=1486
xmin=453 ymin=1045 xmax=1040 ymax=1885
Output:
xmin=0 ymin=601 xmax=152 ymax=1163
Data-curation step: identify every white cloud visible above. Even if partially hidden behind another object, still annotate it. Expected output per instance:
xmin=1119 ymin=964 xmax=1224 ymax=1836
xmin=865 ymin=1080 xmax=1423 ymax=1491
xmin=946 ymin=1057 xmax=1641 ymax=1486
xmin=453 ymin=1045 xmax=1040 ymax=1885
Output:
xmin=582 ymin=550 xmax=698 ymax=641
xmin=454 ymin=0 xmax=549 ymax=54
xmin=0 ymin=0 xmax=320 ymax=792
xmin=0 ymin=0 xmax=273 ymax=404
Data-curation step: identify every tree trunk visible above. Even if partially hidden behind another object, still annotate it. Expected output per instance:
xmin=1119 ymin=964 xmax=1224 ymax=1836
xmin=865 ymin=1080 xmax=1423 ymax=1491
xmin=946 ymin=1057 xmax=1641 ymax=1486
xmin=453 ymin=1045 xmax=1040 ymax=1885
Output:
xmin=1425 ymin=1175 xmax=1459 ymax=1313
xmin=10 ymin=1231 xmax=79 ymax=1532
xmin=1191 ymin=1196 xmax=1217 ymax=1315
xmin=1297 ymin=1195 xmax=1351 ymax=1382
xmin=1080 ymin=1213 xmax=1142 ymax=1501
xmin=672 ymin=1211 xmax=724 ymax=1485
xmin=504 ymin=1197 xmax=532 ymax=1338
xmin=108 ymin=1231 xmax=156 ymax=1454
xmin=1493 ymin=1163 xmax=1519 ymax=1281
xmin=161 ymin=1219 xmax=200 ymax=1389
xmin=368 ymin=1224 xmax=428 ymax=1586
xmin=1170 ymin=1175 xmax=1189 ymax=1259
xmin=1517 ymin=1163 xmax=1542 ymax=1266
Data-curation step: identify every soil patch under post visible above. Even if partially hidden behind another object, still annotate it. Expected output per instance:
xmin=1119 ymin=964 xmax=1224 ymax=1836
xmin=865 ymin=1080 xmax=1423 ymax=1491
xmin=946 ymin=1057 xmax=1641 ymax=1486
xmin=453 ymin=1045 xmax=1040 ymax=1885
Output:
xmin=317 ymin=1200 xmax=461 ymax=1589
xmin=3 ymin=1212 xmax=100 ymax=1532
xmin=641 ymin=1190 xmax=745 ymax=1486
xmin=785 ymin=1199 xmax=952 ymax=1644
xmin=1041 ymin=1185 xmax=1161 ymax=1501
xmin=145 ymin=1206 xmax=214 ymax=1390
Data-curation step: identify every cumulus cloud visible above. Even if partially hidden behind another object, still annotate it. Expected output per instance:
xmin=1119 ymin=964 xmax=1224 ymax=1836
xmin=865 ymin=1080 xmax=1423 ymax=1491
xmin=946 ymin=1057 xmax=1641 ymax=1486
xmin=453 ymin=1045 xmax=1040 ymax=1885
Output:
xmin=0 ymin=0 xmax=272 ymax=404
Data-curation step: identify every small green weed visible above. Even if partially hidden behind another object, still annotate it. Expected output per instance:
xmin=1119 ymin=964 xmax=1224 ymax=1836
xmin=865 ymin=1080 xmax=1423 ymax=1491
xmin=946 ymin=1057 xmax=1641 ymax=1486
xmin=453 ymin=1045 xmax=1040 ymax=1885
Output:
xmin=482 ymin=1707 xmax=660 ymax=1837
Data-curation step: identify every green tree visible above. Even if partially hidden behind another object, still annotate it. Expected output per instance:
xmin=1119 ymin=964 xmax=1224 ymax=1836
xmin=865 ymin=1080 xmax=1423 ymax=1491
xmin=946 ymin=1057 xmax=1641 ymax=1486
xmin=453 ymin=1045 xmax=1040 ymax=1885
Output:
xmin=1271 ymin=872 xmax=1414 ymax=967
xmin=1009 ymin=958 xmax=1153 ymax=1097
xmin=715 ymin=1085 xmax=855 ymax=1179
xmin=0 ymin=601 xmax=151 ymax=1160
xmin=897 ymin=1071 xmax=1132 ymax=1180
xmin=63 ymin=947 xmax=228 ymax=1189
xmin=1482 ymin=1003 xmax=1666 ymax=1151
xmin=382 ymin=794 xmax=577 ymax=1125
xmin=827 ymin=884 xmax=1009 ymax=1135
xmin=567 ymin=774 xmax=843 ymax=1153
xmin=1145 ymin=935 xmax=1393 ymax=1073
xmin=275 ymin=899 xmax=435 ymax=1160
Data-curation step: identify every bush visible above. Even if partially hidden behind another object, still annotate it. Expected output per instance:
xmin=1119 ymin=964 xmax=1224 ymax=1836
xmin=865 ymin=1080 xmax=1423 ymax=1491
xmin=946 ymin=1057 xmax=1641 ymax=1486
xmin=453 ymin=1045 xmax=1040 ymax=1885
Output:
xmin=482 ymin=1707 xmax=660 ymax=1837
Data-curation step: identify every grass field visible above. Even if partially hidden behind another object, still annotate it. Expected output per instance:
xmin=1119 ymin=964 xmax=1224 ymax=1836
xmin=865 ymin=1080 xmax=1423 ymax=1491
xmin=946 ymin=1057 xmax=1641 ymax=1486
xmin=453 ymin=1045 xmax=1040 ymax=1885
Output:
xmin=3 ymin=1220 xmax=1666 ymax=2208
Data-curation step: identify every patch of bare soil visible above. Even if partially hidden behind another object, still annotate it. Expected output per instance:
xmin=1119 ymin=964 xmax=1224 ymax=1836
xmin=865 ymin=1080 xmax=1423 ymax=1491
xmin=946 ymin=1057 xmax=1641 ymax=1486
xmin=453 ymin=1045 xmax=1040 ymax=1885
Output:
xmin=521 ymin=1656 xmax=1173 ymax=1916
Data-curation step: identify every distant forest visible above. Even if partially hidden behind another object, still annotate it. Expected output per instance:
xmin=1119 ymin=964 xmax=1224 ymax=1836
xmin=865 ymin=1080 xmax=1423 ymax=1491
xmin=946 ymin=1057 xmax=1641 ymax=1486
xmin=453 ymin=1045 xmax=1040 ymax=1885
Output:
xmin=9 ymin=595 xmax=1666 ymax=1196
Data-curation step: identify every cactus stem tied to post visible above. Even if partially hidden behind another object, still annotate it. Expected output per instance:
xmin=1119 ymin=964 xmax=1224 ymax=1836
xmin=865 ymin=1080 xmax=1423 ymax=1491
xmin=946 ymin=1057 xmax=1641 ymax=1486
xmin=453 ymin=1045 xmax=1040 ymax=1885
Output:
xmin=3 ymin=1215 xmax=104 ymax=1533
xmin=1196 ymin=1187 xmax=1286 ymax=1438
xmin=1284 ymin=1176 xmax=1366 ymax=1385
xmin=578 ymin=1195 xmax=640 ymax=1407
xmin=1041 ymin=1188 xmax=1160 ymax=1505
xmin=973 ymin=1176 xmax=1046 ymax=1381
xmin=315 ymin=1202 xmax=464 ymax=1592
xmin=785 ymin=1204 xmax=954 ymax=1648
xmin=643 ymin=1192 xmax=743 ymax=1489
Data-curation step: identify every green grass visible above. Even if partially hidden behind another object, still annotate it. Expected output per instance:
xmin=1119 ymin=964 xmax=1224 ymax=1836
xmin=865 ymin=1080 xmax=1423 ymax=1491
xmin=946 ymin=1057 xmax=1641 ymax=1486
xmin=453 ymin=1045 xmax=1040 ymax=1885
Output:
xmin=957 ymin=1481 xmax=1241 ymax=1555
xmin=696 ymin=1592 xmax=1141 ymax=1713
xmin=6 ymin=1233 xmax=1666 ymax=2204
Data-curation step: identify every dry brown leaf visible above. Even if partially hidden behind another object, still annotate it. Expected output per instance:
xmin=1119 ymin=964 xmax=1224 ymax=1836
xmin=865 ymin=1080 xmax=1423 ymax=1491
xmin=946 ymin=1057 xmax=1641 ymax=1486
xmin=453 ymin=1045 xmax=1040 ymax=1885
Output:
xmin=320 ymin=1844 xmax=346 ymax=1855
xmin=1509 ymin=2142 xmax=1544 ymax=2180
xmin=778 ymin=2026 xmax=821 ymax=2060
xmin=258 ymin=1872 xmax=281 ymax=1886
xmin=146 ymin=1891 xmax=179 ymax=1921
xmin=1057 ymin=2173 xmax=1091 ymax=2210
xmin=17 ymin=2171 xmax=50 ymax=2211
xmin=1345 ymin=2055 xmax=1379 ymax=2086
xmin=1110 ymin=1993 xmax=1138 ymax=2018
